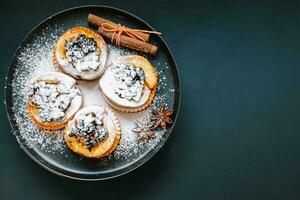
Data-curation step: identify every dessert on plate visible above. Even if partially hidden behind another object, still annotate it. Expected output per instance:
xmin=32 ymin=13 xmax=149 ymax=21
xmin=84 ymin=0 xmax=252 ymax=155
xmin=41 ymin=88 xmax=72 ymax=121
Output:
xmin=99 ymin=55 xmax=158 ymax=112
xmin=27 ymin=72 xmax=83 ymax=130
xmin=53 ymin=26 xmax=107 ymax=80
xmin=65 ymin=105 xmax=121 ymax=158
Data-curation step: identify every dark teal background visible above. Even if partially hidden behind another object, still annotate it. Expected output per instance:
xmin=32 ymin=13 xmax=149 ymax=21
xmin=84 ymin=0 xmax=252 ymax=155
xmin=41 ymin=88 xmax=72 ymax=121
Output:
xmin=1 ymin=0 xmax=300 ymax=199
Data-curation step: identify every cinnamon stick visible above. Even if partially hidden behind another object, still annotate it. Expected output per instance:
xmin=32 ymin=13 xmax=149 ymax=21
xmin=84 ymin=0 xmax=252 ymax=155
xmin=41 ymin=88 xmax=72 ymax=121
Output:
xmin=88 ymin=14 xmax=150 ymax=42
xmin=98 ymin=27 xmax=157 ymax=56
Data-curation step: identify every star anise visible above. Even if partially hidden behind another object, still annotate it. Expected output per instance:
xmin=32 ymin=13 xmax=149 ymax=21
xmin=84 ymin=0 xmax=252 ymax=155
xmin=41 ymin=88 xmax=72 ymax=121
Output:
xmin=151 ymin=105 xmax=173 ymax=129
xmin=132 ymin=115 xmax=156 ymax=141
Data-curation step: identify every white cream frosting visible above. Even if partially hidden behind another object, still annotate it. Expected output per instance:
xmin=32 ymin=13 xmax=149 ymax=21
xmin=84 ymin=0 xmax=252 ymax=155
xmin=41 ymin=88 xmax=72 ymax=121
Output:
xmin=68 ymin=106 xmax=109 ymax=149
xmin=68 ymin=106 xmax=117 ymax=146
xmin=55 ymin=36 xmax=107 ymax=80
xmin=99 ymin=65 xmax=151 ymax=108
xmin=28 ymin=72 xmax=82 ymax=122
xmin=65 ymin=35 xmax=99 ymax=72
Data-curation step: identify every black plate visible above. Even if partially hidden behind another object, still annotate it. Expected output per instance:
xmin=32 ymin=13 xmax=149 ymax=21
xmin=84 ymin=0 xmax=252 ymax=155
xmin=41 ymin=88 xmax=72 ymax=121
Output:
xmin=5 ymin=5 xmax=181 ymax=180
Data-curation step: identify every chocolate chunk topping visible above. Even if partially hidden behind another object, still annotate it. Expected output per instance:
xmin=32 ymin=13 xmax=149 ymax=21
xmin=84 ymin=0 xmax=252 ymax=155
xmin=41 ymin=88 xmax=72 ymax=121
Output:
xmin=69 ymin=111 xmax=108 ymax=151
xmin=65 ymin=34 xmax=100 ymax=72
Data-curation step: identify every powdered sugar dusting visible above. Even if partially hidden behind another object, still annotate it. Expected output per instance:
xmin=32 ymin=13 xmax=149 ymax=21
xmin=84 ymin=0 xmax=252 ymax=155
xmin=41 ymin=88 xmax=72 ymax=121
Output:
xmin=11 ymin=28 xmax=173 ymax=161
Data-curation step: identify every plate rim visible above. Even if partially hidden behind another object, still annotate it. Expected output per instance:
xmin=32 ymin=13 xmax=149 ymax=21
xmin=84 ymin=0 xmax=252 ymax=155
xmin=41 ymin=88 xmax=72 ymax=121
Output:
xmin=5 ymin=5 xmax=182 ymax=181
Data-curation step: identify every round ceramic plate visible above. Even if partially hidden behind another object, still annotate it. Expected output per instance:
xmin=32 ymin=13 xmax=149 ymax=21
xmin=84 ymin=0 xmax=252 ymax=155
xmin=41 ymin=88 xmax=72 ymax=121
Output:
xmin=5 ymin=5 xmax=180 ymax=180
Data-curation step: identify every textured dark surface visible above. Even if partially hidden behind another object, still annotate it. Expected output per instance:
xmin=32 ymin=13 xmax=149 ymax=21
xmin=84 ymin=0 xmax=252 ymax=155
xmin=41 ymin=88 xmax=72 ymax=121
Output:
xmin=1 ymin=0 xmax=300 ymax=199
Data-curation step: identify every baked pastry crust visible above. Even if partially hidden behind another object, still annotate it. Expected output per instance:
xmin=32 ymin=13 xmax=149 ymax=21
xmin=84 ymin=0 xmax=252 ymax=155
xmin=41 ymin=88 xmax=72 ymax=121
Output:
xmin=28 ymin=104 xmax=69 ymax=130
xmin=27 ymin=72 xmax=83 ymax=130
xmin=53 ymin=26 xmax=108 ymax=80
xmin=65 ymin=106 xmax=121 ymax=158
xmin=99 ymin=55 xmax=158 ymax=112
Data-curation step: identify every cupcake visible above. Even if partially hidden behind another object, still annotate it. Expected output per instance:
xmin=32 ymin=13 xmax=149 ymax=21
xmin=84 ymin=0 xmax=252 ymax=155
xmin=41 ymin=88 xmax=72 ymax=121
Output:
xmin=65 ymin=106 xmax=121 ymax=158
xmin=53 ymin=27 xmax=107 ymax=80
xmin=27 ymin=72 xmax=83 ymax=130
xmin=99 ymin=55 xmax=158 ymax=112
